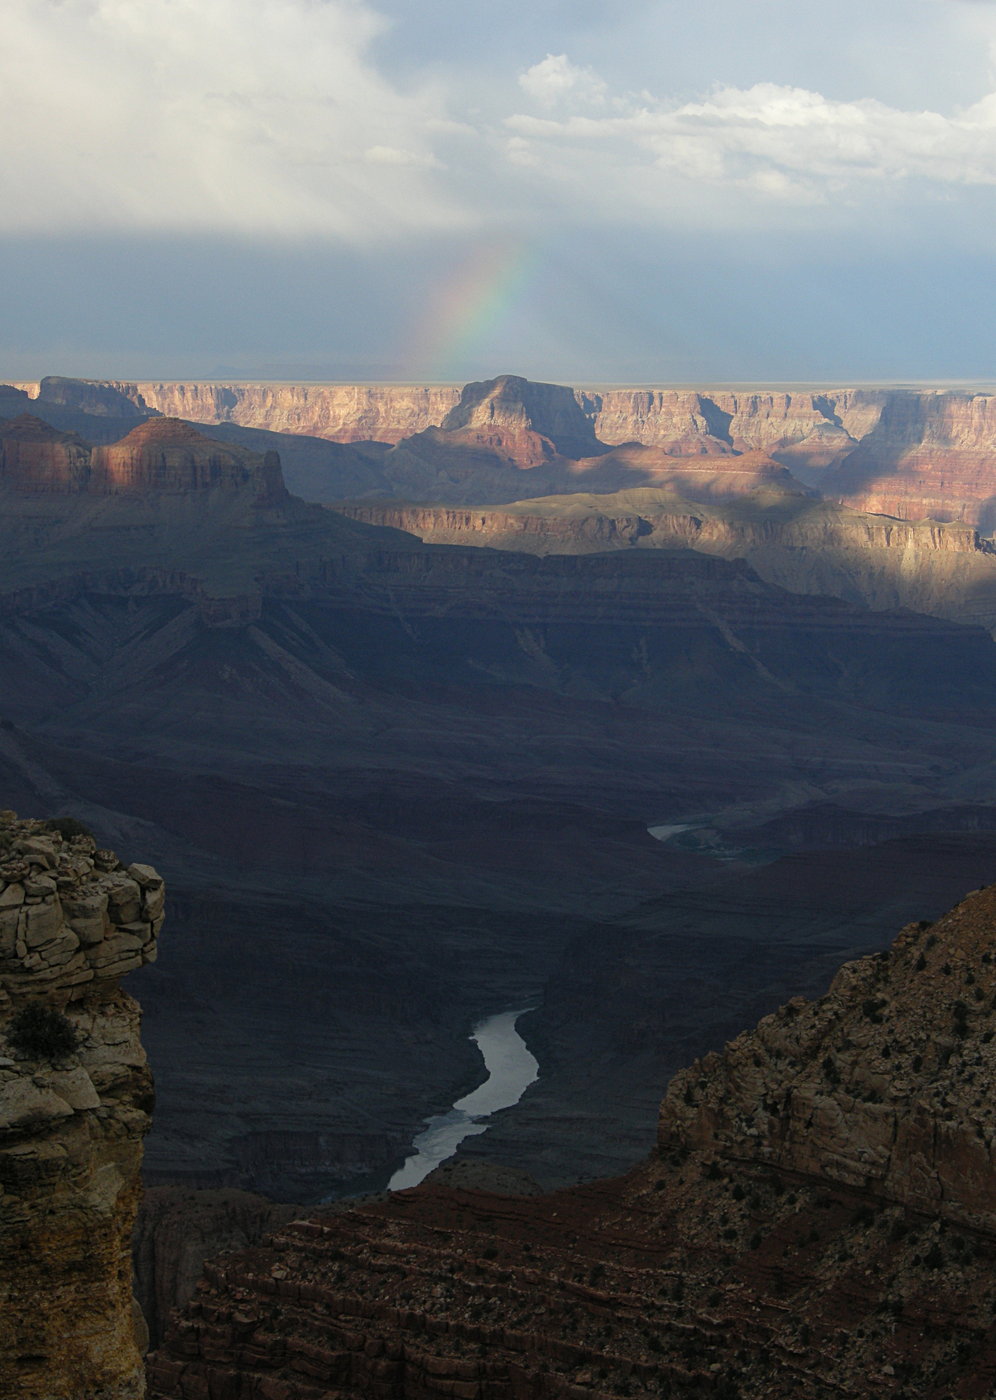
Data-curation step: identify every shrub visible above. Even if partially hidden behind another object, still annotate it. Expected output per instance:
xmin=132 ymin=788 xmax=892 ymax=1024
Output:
xmin=42 ymin=816 xmax=93 ymax=841
xmin=8 ymin=1002 xmax=78 ymax=1060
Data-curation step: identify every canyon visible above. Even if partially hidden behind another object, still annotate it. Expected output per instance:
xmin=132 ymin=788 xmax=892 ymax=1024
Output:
xmin=6 ymin=374 xmax=996 ymax=1391
xmin=4 ymin=376 xmax=996 ymax=1210
xmin=146 ymin=882 xmax=996 ymax=1399
xmin=25 ymin=373 xmax=996 ymax=529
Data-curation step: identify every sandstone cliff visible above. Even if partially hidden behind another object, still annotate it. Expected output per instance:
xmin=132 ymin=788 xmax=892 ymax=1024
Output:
xmin=821 ymin=390 xmax=996 ymax=529
xmin=337 ymin=489 xmax=996 ymax=634
xmin=58 ymin=378 xmax=464 ymax=445
xmin=0 ymin=413 xmax=288 ymax=501
xmin=438 ymin=373 xmax=604 ymax=461
xmin=0 ymin=414 xmax=92 ymax=492
xmin=0 ymin=812 xmax=163 ymax=1400
xmin=28 ymin=376 xmax=996 ymax=529
xmin=148 ymin=884 xmax=996 ymax=1400
xmin=662 ymin=883 xmax=996 ymax=1226
xmin=90 ymin=418 xmax=287 ymax=499
xmin=134 ymin=1188 xmax=297 ymax=1348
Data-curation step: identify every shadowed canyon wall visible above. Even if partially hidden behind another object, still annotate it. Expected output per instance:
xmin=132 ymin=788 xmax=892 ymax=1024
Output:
xmin=148 ymin=884 xmax=996 ymax=1400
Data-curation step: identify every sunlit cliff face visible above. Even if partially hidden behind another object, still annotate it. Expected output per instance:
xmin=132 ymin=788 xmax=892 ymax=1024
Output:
xmin=89 ymin=419 xmax=260 ymax=493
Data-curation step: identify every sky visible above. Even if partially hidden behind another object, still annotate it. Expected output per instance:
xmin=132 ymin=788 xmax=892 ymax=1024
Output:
xmin=5 ymin=0 xmax=996 ymax=384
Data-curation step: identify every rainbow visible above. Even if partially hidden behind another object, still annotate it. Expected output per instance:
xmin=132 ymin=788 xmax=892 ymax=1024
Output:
xmin=402 ymin=235 xmax=539 ymax=382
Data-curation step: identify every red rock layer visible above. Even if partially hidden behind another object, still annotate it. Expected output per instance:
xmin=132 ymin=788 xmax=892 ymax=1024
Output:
xmin=0 ymin=415 xmax=91 ymax=491
xmin=0 ymin=413 xmax=288 ymax=499
xmin=90 ymin=418 xmax=286 ymax=497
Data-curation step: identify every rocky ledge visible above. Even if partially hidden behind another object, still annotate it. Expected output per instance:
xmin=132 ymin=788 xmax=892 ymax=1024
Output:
xmin=0 ymin=811 xmax=163 ymax=1400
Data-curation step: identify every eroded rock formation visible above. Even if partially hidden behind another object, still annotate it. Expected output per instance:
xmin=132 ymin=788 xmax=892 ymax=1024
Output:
xmin=337 ymin=489 xmax=996 ymax=634
xmin=90 ymin=419 xmax=287 ymax=499
xmin=134 ymin=1188 xmax=297 ymax=1348
xmin=148 ymin=884 xmax=996 ymax=1399
xmin=40 ymin=375 xmax=996 ymax=530
xmin=54 ymin=379 xmax=463 ymax=445
xmin=0 ymin=414 xmax=92 ymax=492
xmin=0 ymin=414 xmax=287 ymax=501
xmin=0 ymin=812 xmax=163 ymax=1400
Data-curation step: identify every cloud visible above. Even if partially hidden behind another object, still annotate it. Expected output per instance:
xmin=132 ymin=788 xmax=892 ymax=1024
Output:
xmin=502 ymin=77 xmax=996 ymax=220
xmin=8 ymin=1 xmax=996 ymax=246
xmin=0 ymin=0 xmax=464 ymax=238
xmin=518 ymin=54 xmax=607 ymax=109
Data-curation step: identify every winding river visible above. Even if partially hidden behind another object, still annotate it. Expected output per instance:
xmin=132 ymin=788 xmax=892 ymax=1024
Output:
xmin=388 ymin=1008 xmax=538 ymax=1191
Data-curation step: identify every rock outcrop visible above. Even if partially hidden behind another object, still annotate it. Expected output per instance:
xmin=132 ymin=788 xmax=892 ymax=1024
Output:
xmin=39 ymin=375 xmax=153 ymax=419
xmin=438 ymin=374 xmax=604 ymax=461
xmin=0 ymin=811 xmax=163 ymax=1400
xmin=0 ymin=413 xmax=288 ymax=501
xmin=662 ymin=883 xmax=996 ymax=1224
xmin=90 ymin=418 xmax=287 ymax=499
xmin=27 ymin=376 xmax=996 ymax=527
xmin=0 ymin=414 xmax=92 ymax=492
xmin=64 ymin=379 xmax=464 ymax=445
xmin=148 ymin=884 xmax=996 ymax=1400
xmin=134 ymin=1188 xmax=297 ymax=1348
xmin=337 ymin=489 xmax=996 ymax=634
xmin=821 ymin=390 xmax=996 ymax=529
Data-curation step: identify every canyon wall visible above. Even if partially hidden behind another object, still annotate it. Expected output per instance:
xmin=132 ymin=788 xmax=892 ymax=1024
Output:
xmin=0 ymin=812 xmax=163 ymax=1400
xmin=23 ymin=375 xmax=996 ymax=528
xmin=76 ymin=379 xmax=464 ymax=444
xmin=148 ymin=884 xmax=996 ymax=1400
xmin=0 ymin=415 xmax=287 ymax=501
xmin=337 ymin=496 xmax=996 ymax=634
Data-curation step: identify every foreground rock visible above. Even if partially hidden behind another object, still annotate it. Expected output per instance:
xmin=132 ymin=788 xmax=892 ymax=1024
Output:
xmin=149 ymin=883 xmax=996 ymax=1399
xmin=0 ymin=812 xmax=162 ymax=1400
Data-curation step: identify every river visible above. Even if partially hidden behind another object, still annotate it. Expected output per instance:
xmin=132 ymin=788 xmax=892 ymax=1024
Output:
xmin=387 ymin=1008 xmax=538 ymax=1191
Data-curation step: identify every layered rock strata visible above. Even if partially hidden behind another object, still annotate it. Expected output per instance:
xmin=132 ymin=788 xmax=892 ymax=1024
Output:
xmin=149 ymin=884 xmax=996 ymax=1399
xmin=0 ymin=812 xmax=162 ymax=1400
xmin=41 ymin=378 xmax=463 ymax=445
xmin=0 ymin=414 xmax=286 ymax=500
xmin=337 ymin=491 xmax=996 ymax=633
xmin=134 ymin=1188 xmax=298 ymax=1348
xmin=41 ymin=376 xmax=996 ymax=528
xmin=0 ymin=414 xmax=92 ymax=491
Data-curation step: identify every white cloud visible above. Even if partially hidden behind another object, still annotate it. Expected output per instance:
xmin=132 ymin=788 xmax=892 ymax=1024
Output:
xmin=0 ymin=0 xmax=465 ymax=238
xmin=8 ymin=2 xmax=996 ymax=244
xmin=518 ymin=54 xmax=607 ymax=110
xmin=502 ymin=77 xmax=996 ymax=217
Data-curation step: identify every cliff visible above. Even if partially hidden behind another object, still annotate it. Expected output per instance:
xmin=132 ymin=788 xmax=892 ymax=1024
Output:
xmin=54 ymin=378 xmax=463 ymax=445
xmin=149 ymin=883 xmax=996 ymax=1400
xmin=0 ymin=413 xmax=288 ymax=502
xmin=28 ymin=376 xmax=996 ymax=527
xmin=0 ymin=414 xmax=92 ymax=492
xmin=438 ymin=373 xmax=604 ymax=461
xmin=661 ymin=882 xmax=996 ymax=1225
xmin=0 ymin=811 xmax=163 ymax=1400
xmin=337 ymin=490 xmax=996 ymax=634
xmin=822 ymin=390 xmax=996 ymax=529
xmin=90 ymin=418 xmax=287 ymax=499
